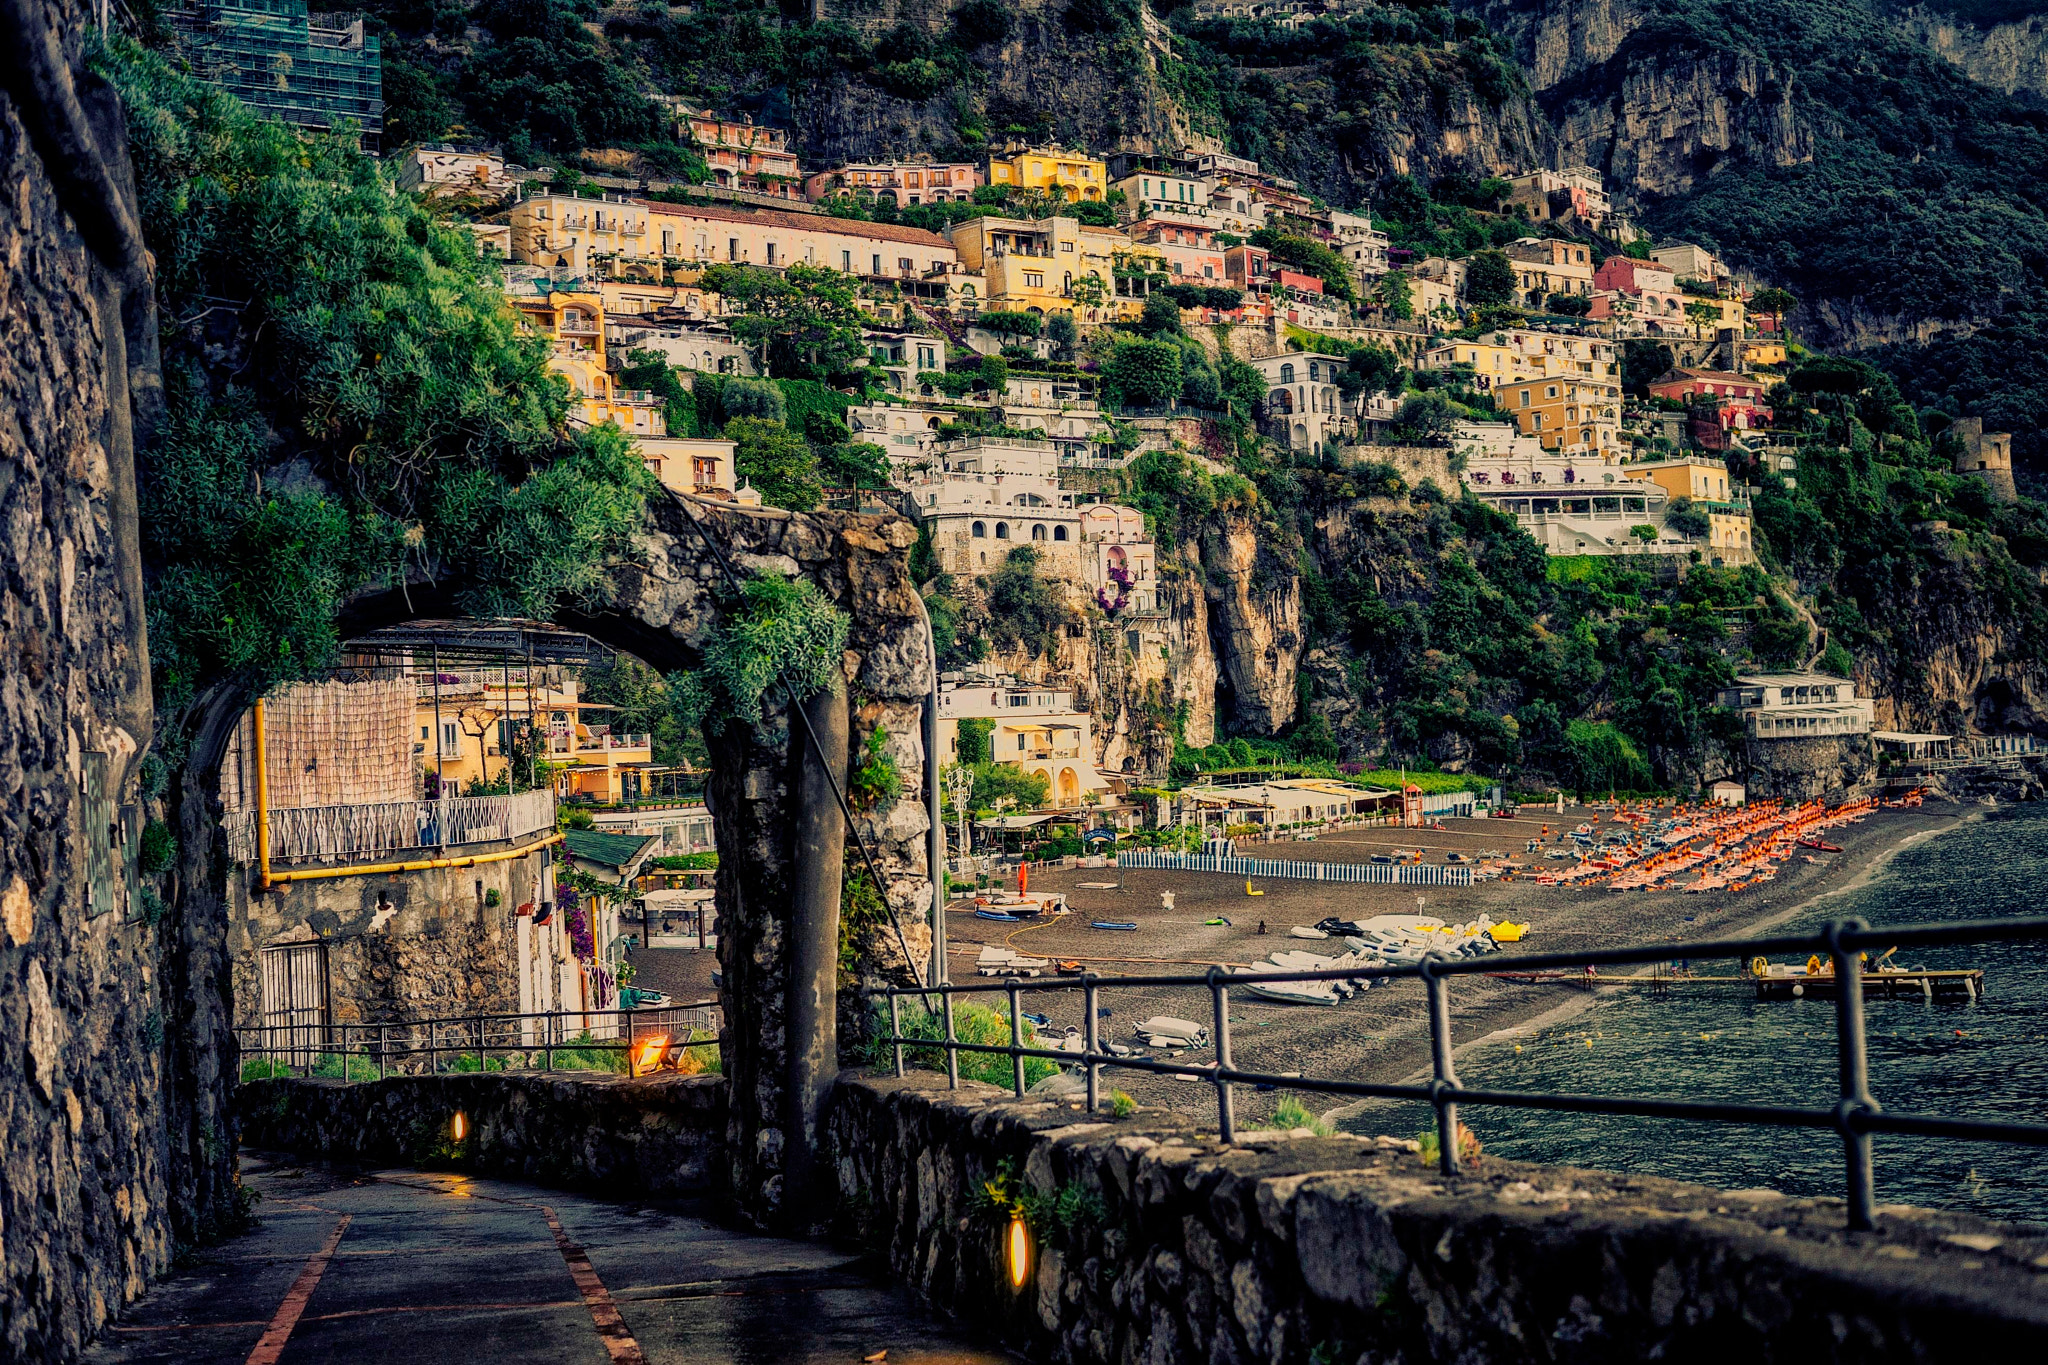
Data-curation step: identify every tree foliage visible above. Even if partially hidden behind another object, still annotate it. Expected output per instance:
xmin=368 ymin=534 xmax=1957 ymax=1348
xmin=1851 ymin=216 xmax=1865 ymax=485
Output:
xmin=699 ymin=263 xmax=872 ymax=381
xmin=108 ymin=38 xmax=653 ymax=708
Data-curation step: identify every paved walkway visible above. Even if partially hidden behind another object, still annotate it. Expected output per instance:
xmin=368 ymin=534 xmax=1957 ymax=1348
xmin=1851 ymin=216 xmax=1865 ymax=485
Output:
xmin=88 ymin=1154 xmax=1010 ymax=1365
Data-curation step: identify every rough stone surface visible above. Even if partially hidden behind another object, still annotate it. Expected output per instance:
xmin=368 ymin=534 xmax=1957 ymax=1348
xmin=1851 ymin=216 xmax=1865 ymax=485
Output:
xmin=0 ymin=7 xmax=184 ymax=1359
xmin=236 ymin=1072 xmax=727 ymax=1195
xmin=830 ymin=1073 xmax=2048 ymax=1363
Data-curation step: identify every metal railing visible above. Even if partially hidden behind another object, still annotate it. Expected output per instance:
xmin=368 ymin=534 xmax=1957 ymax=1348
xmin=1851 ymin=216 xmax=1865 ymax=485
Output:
xmin=236 ymin=1001 xmax=723 ymax=1078
xmin=224 ymin=791 xmax=558 ymax=864
xmin=867 ymin=915 xmax=2048 ymax=1231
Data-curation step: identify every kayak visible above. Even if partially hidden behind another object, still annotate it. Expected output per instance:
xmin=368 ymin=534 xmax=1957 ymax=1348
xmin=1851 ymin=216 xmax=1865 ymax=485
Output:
xmin=974 ymin=909 xmax=1019 ymax=922
xmin=1091 ymin=920 xmax=1139 ymax=931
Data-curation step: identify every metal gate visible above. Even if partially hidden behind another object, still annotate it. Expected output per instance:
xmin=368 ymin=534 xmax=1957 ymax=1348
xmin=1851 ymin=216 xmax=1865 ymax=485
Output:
xmin=259 ymin=942 xmax=328 ymax=1065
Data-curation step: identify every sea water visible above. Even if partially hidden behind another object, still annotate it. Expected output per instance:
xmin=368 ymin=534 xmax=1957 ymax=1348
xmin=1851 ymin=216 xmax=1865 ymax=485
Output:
xmin=1338 ymin=803 xmax=2048 ymax=1224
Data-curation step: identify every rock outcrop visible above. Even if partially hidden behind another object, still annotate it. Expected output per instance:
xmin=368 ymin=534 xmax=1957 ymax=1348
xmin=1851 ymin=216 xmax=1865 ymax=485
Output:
xmin=1892 ymin=3 xmax=2048 ymax=100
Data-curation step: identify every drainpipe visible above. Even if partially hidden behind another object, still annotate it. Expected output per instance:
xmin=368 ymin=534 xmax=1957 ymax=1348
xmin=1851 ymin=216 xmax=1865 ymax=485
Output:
xmin=784 ymin=676 xmax=848 ymax=1229
xmin=254 ymin=697 xmax=272 ymax=891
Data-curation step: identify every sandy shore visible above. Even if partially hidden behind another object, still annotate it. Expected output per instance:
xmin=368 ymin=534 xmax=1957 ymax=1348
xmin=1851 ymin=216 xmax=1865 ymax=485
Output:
xmin=939 ymin=801 xmax=1977 ymax=1127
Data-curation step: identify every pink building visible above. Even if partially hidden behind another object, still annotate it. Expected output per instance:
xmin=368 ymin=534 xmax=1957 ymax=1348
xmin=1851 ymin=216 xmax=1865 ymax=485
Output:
xmin=1127 ymin=218 xmax=1226 ymax=285
xmin=1593 ymin=255 xmax=1685 ymax=332
xmin=804 ymin=161 xmax=982 ymax=206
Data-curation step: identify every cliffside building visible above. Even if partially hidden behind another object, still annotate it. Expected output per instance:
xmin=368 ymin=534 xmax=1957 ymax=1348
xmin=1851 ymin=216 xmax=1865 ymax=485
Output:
xmin=167 ymin=1 xmax=384 ymax=149
xmin=1504 ymin=167 xmax=1612 ymax=230
xmin=1951 ymin=417 xmax=2018 ymax=500
xmin=937 ymin=673 xmax=1113 ymax=808
xmin=1716 ymin=673 xmax=1875 ymax=740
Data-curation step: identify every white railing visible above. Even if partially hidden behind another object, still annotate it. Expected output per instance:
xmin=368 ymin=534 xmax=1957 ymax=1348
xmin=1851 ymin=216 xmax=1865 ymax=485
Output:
xmin=225 ymin=790 xmax=557 ymax=865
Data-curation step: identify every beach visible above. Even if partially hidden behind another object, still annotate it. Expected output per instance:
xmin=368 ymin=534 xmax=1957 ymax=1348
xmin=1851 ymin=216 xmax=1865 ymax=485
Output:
xmin=942 ymin=800 xmax=1977 ymax=1126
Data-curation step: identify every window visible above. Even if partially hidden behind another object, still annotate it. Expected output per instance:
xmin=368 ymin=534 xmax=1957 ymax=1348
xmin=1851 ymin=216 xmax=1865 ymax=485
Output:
xmin=1025 ymin=273 xmax=1044 ymax=289
xmin=1032 ymin=524 xmax=1048 ymax=541
xmin=873 ymin=254 xmax=883 ymax=274
xmin=1280 ymin=363 xmax=1295 ymax=384
xmin=728 ymin=237 xmax=740 ymax=261
xmin=442 ymin=722 xmax=459 ymax=754
xmin=1519 ymin=390 xmax=1531 ymax=408
xmin=1061 ymin=241 xmax=1074 ymax=252
xmin=765 ymin=242 xmax=776 ymax=265
xmin=1053 ymin=525 xmax=1068 ymax=541
xmin=842 ymin=250 xmax=852 ymax=271
xmin=995 ymin=523 xmax=1010 ymax=539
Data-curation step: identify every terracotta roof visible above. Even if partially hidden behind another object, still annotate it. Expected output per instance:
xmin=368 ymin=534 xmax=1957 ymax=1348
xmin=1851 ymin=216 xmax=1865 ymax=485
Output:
xmin=632 ymin=198 xmax=954 ymax=249
xmin=1666 ymin=368 xmax=1759 ymax=384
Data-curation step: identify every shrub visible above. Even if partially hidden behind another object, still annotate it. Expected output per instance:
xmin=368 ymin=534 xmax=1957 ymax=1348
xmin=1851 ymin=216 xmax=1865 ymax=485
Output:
xmin=884 ymin=1002 xmax=1060 ymax=1088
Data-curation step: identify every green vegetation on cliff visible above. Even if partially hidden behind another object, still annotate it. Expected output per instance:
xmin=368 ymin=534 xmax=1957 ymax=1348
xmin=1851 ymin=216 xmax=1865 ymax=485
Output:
xmin=108 ymin=39 xmax=651 ymax=710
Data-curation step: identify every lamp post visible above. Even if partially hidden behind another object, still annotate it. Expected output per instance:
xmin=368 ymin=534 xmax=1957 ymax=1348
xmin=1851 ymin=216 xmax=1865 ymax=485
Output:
xmin=948 ymin=765 xmax=976 ymax=875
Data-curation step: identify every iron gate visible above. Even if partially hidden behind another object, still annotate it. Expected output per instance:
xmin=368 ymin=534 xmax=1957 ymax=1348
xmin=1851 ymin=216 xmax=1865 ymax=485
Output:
xmin=259 ymin=941 xmax=328 ymax=1064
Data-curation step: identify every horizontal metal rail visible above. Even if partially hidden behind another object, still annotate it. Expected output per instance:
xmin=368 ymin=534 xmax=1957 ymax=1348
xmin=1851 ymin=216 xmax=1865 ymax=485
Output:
xmin=867 ymin=915 xmax=2048 ymax=1231
xmin=235 ymin=1002 xmax=723 ymax=1080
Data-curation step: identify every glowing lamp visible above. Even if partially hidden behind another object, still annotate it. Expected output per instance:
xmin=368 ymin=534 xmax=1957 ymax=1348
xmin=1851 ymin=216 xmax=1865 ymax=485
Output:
xmin=451 ymin=1111 xmax=467 ymax=1142
xmin=633 ymin=1034 xmax=671 ymax=1077
xmin=1005 ymin=1216 xmax=1031 ymax=1290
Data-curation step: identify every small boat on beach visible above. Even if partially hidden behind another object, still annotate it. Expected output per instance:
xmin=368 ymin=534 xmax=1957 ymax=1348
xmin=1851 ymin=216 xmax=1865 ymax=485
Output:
xmin=974 ymin=909 xmax=1019 ymax=922
xmin=1090 ymin=919 xmax=1139 ymax=931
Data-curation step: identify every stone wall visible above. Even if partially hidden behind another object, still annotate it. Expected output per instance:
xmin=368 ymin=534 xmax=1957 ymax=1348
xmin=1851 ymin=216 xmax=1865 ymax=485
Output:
xmin=225 ymin=840 xmax=549 ymax=1037
xmin=237 ymin=1073 xmax=726 ymax=1196
xmin=831 ymin=1074 xmax=2048 ymax=1364
xmin=0 ymin=2 xmax=188 ymax=1356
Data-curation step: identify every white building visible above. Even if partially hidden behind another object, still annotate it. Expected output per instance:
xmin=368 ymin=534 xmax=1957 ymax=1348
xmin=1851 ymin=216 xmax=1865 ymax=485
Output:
xmin=608 ymin=317 xmax=759 ymax=377
xmin=907 ymin=440 xmax=1084 ymax=578
xmin=1079 ymin=504 xmax=1159 ymax=614
xmin=638 ymin=436 xmax=738 ymax=498
xmin=1250 ymin=352 xmax=1359 ymax=454
xmin=938 ymin=673 xmax=1112 ymax=808
xmin=1454 ymin=427 xmax=1697 ymax=557
xmin=398 ymin=147 xmax=517 ymax=200
xmin=1715 ymin=674 xmax=1875 ymax=741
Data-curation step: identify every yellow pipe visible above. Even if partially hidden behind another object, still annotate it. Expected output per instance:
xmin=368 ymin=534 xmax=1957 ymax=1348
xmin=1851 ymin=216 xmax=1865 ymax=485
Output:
xmin=254 ymin=698 xmax=272 ymax=891
xmin=264 ymin=831 xmax=565 ymax=886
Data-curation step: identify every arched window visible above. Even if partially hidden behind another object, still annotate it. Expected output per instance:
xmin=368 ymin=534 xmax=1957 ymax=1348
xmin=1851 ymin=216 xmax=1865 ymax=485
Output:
xmin=995 ymin=522 xmax=1010 ymax=539
xmin=1032 ymin=524 xmax=1048 ymax=541
xmin=1280 ymin=363 xmax=1295 ymax=384
xmin=971 ymin=521 xmax=987 ymax=538
xmin=1053 ymin=525 xmax=1068 ymax=542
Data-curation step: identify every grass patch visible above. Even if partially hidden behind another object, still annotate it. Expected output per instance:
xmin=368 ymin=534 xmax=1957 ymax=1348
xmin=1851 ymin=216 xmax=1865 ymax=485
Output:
xmin=1252 ymin=1093 xmax=1333 ymax=1136
xmin=1347 ymin=768 xmax=1489 ymax=794
xmin=241 ymin=1053 xmax=380 ymax=1083
xmin=878 ymin=1001 xmax=1061 ymax=1089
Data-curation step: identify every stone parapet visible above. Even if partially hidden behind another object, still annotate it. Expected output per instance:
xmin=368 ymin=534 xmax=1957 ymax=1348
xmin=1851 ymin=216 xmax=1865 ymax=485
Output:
xmin=237 ymin=1073 xmax=727 ymax=1196
xmin=830 ymin=1072 xmax=2048 ymax=1363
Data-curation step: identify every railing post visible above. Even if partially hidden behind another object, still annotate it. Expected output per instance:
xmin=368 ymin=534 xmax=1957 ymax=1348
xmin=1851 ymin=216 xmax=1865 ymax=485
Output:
xmin=378 ymin=1024 xmax=386 ymax=1081
xmin=1830 ymin=918 xmax=1879 ymax=1231
xmin=476 ymin=1012 xmax=486 ymax=1072
xmin=1082 ymin=975 xmax=1099 ymax=1112
xmin=888 ymin=992 xmax=904 ymax=1078
xmin=1008 ymin=980 xmax=1026 ymax=1099
xmin=627 ymin=1008 xmax=637 ymax=1077
xmin=1209 ymin=968 xmax=1235 ymax=1143
xmin=1422 ymin=953 xmax=1461 ymax=1176
xmin=544 ymin=1012 xmax=554 ymax=1072
xmin=941 ymin=989 xmax=959 ymax=1089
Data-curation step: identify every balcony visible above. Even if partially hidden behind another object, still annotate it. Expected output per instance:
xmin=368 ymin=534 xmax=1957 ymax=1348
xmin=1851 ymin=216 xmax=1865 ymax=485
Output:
xmin=224 ymin=790 xmax=557 ymax=866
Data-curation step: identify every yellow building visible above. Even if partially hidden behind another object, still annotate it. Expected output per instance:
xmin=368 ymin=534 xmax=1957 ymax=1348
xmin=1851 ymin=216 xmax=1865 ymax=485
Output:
xmin=947 ymin=214 xmax=1124 ymax=316
xmin=1626 ymin=458 xmax=1753 ymax=561
xmin=1496 ymin=375 xmax=1623 ymax=456
xmin=415 ymin=671 xmax=658 ymax=804
xmin=1737 ymin=337 xmax=1788 ymax=370
xmin=505 ymin=284 xmax=668 ymax=436
xmin=986 ymin=147 xmax=1108 ymax=202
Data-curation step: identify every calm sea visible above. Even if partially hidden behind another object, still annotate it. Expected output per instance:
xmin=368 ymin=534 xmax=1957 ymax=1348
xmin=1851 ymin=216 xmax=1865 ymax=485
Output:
xmin=1338 ymin=803 xmax=2048 ymax=1223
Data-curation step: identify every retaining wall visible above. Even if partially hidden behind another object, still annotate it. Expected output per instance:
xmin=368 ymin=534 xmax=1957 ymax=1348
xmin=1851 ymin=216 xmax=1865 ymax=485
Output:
xmin=237 ymin=1073 xmax=727 ymax=1196
xmin=1117 ymin=850 xmax=1474 ymax=887
xmin=830 ymin=1073 xmax=2048 ymax=1364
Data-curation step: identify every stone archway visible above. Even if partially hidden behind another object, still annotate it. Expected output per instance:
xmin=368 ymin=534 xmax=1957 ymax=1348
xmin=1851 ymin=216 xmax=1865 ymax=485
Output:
xmin=176 ymin=492 xmax=936 ymax=1231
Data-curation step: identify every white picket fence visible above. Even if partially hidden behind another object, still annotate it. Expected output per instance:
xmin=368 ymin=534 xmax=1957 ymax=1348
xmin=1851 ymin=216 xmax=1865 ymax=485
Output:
xmin=225 ymin=790 xmax=557 ymax=865
xmin=1116 ymin=850 xmax=1474 ymax=887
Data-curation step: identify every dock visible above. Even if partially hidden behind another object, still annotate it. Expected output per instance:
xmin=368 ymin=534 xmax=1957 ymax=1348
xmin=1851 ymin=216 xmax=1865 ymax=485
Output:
xmin=1487 ymin=966 xmax=1987 ymax=1002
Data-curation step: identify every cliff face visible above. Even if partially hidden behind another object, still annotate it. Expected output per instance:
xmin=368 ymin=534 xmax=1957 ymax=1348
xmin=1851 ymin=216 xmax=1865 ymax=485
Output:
xmin=1890 ymin=4 xmax=2048 ymax=100
xmin=1470 ymin=0 xmax=1812 ymax=199
xmin=795 ymin=3 xmax=1189 ymax=163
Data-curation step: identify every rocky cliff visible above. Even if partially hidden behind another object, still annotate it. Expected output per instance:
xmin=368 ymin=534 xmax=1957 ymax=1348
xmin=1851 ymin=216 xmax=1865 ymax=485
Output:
xmin=1890 ymin=3 xmax=2048 ymax=100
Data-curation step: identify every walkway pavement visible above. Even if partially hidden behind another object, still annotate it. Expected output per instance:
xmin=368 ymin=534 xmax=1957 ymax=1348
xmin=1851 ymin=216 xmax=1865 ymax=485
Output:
xmin=88 ymin=1154 xmax=1010 ymax=1365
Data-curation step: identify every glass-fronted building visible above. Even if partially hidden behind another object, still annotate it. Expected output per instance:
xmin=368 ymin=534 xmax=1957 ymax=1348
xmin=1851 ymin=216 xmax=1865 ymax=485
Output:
xmin=167 ymin=2 xmax=384 ymax=150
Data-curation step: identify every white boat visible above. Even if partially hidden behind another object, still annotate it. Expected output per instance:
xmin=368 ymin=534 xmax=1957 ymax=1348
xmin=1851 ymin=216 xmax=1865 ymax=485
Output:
xmin=1231 ymin=966 xmax=1340 ymax=1005
xmin=1133 ymin=1016 xmax=1208 ymax=1046
xmin=1266 ymin=951 xmax=1361 ymax=997
xmin=976 ymin=945 xmax=1050 ymax=977
xmin=1288 ymin=925 xmax=1328 ymax=940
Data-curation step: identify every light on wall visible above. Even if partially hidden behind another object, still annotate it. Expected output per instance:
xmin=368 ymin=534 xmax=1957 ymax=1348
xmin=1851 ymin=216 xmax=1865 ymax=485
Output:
xmin=451 ymin=1111 xmax=467 ymax=1142
xmin=1006 ymin=1216 xmax=1031 ymax=1290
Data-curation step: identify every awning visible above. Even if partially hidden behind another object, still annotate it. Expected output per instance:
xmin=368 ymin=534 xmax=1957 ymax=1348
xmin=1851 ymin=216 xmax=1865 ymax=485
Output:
xmin=1872 ymin=731 xmax=1953 ymax=743
xmin=977 ymin=813 xmax=1062 ymax=830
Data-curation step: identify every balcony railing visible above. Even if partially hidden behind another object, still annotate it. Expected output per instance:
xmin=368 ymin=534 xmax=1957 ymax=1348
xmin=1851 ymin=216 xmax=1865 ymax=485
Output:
xmin=224 ymin=790 xmax=558 ymax=865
